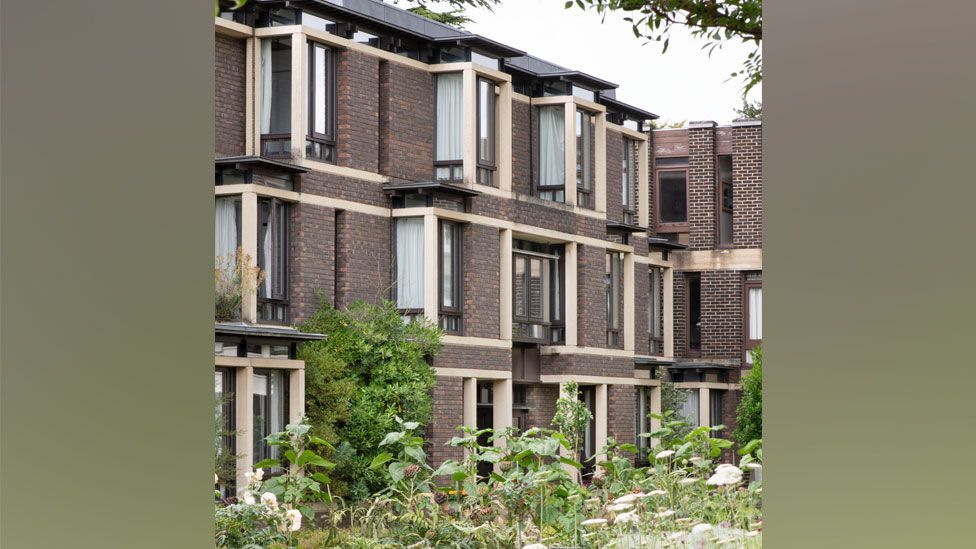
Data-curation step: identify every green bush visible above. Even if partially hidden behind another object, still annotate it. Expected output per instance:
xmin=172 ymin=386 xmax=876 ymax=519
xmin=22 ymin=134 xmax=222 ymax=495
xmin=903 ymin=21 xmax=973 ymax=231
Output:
xmin=299 ymin=296 xmax=440 ymax=499
xmin=735 ymin=346 xmax=763 ymax=449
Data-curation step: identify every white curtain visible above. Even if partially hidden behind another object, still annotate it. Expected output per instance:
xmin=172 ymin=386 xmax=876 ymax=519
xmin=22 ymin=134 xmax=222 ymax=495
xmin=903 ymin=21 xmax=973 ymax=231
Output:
xmin=262 ymin=214 xmax=273 ymax=297
xmin=260 ymin=40 xmax=272 ymax=134
xmin=214 ymin=198 xmax=238 ymax=264
xmin=539 ymin=105 xmax=565 ymax=186
xmin=396 ymin=218 xmax=425 ymax=309
xmin=680 ymin=390 xmax=700 ymax=426
xmin=441 ymin=223 xmax=454 ymax=308
xmin=749 ymin=287 xmax=763 ymax=339
xmin=435 ymin=73 xmax=462 ymax=161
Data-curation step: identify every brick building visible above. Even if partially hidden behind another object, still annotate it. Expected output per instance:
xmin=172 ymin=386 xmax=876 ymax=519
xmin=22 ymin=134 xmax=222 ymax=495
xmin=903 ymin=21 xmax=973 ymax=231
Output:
xmin=213 ymin=0 xmax=762 ymax=490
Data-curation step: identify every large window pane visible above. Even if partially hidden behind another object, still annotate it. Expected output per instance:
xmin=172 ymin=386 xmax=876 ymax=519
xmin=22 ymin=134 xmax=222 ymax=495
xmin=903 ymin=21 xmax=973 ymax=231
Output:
xmin=538 ymin=105 xmax=565 ymax=189
xmin=477 ymin=78 xmax=495 ymax=165
xmin=679 ymin=389 xmax=700 ymax=426
xmin=659 ymin=170 xmax=688 ymax=223
xmin=253 ymin=370 xmax=286 ymax=469
xmin=749 ymin=287 xmax=763 ymax=340
xmin=435 ymin=73 xmax=463 ymax=162
xmin=260 ymin=38 xmax=291 ymax=135
xmin=576 ymin=109 xmax=592 ymax=191
xmin=395 ymin=218 xmax=425 ymax=310
xmin=215 ymin=197 xmax=241 ymax=264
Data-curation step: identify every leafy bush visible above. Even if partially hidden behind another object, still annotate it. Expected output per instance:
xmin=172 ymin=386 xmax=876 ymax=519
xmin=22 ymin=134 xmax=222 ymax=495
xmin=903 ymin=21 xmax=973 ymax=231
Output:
xmin=299 ymin=297 xmax=440 ymax=499
xmin=735 ymin=346 xmax=763 ymax=449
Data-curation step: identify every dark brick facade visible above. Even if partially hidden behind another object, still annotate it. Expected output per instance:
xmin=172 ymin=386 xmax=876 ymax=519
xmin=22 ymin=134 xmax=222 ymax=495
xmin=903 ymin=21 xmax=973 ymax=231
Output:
xmin=462 ymin=223 xmax=500 ymax=339
xmin=215 ymin=34 xmax=246 ymax=157
xmin=428 ymin=376 xmax=465 ymax=466
xmin=688 ymin=123 xmax=717 ymax=251
xmin=289 ymin=203 xmax=335 ymax=323
xmin=336 ymin=49 xmax=379 ymax=173
xmin=378 ymin=61 xmax=434 ymax=182
xmin=732 ymin=124 xmax=762 ymax=249
xmin=334 ymin=210 xmax=390 ymax=307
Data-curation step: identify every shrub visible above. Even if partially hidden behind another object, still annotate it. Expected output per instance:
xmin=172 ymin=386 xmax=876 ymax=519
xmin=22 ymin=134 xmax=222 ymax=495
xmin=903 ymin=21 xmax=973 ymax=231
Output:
xmin=735 ymin=346 xmax=763 ymax=449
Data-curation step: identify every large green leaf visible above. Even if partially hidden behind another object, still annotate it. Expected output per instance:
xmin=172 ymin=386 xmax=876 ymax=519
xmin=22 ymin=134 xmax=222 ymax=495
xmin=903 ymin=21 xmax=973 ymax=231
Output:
xmin=369 ymin=452 xmax=393 ymax=470
xmin=379 ymin=431 xmax=405 ymax=446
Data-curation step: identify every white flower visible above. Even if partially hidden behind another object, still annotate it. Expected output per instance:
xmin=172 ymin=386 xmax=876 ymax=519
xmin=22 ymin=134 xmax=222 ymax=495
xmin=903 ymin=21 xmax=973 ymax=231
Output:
xmin=241 ymin=491 xmax=256 ymax=505
xmin=285 ymin=509 xmax=302 ymax=532
xmin=746 ymin=530 xmax=760 ymax=537
xmin=691 ymin=523 xmax=713 ymax=534
xmin=254 ymin=468 xmax=265 ymax=481
xmin=244 ymin=471 xmax=254 ymax=482
xmin=613 ymin=493 xmax=640 ymax=504
xmin=615 ymin=511 xmax=639 ymax=524
xmin=522 ymin=544 xmax=548 ymax=549
xmin=706 ymin=464 xmax=744 ymax=486
xmin=689 ymin=456 xmax=703 ymax=462
xmin=647 ymin=489 xmax=667 ymax=497
xmin=655 ymin=509 xmax=676 ymax=519
xmin=581 ymin=518 xmax=608 ymax=527
xmin=260 ymin=492 xmax=278 ymax=510
xmin=655 ymin=450 xmax=675 ymax=460
xmin=668 ymin=532 xmax=684 ymax=540
xmin=744 ymin=462 xmax=763 ymax=470
xmin=606 ymin=502 xmax=633 ymax=512
xmin=679 ymin=477 xmax=700 ymax=485
xmin=215 ymin=473 xmax=219 ymax=485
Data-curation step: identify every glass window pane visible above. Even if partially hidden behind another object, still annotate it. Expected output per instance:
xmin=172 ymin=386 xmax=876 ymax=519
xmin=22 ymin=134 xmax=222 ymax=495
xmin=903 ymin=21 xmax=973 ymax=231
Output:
xmin=514 ymin=256 xmax=526 ymax=317
xmin=478 ymin=79 xmax=495 ymax=165
xmin=314 ymin=45 xmax=326 ymax=135
xmin=441 ymin=223 xmax=454 ymax=308
xmin=395 ymin=218 xmax=425 ymax=309
xmin=749 ymin=287 xmax=763 ymax=339
xmin=435 ymin=73 xmax=463 ymax=161
xmin=538 ymin=105 xmax=565 ymax=188
xmin=680 ymin=389 xmax=700 ymax=426
xmin=659 ymin=171 xmax=688 ymax=223
xmin=260 ymin=38 xmax=291 ymax=134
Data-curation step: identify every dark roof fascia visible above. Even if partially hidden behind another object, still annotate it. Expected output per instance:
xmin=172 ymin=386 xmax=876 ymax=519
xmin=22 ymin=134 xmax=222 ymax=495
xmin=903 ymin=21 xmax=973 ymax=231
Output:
xmin=607 ymin=221 xmax=647 ymax=235
xmin=503 ymin=56 xmax=618 ymax=92
xmin=382 ymin=181 xmax=481 ymax=198
xmin=667 ymin=362 xmax=737 ymax=371
xmin=215 ymin=322 xmax=325 ymax=341
xmin=215 ymin=155 xmax=309 ymax=174
xmin=635 ymin=356 xmax=674 ymax=367
xmin=647 ymin=237 xmax=688 ymax=251
xmin=431 ymin=35 xmax=525 ymax=59
xmin=599 ymin=95 xmax=659 ymax=121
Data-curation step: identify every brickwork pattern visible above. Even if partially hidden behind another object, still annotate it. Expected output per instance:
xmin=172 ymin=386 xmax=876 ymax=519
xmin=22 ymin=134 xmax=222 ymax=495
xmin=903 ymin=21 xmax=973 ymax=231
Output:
xmin=432 ymin=344 xmax=511 ymax=372
xmin=732 ymin=125 xmax=762 ymax=249
xmin=576 ymin=245 xmax=609 ymax=348
xmin=289 ymin=203 xmax=335 ymax=323
xmin=541 ymin=354 xmax=633 ymax=378
xmin=512 ymin=99 xmax=532 ymax=196
xmin=608 ymin=384 xmax=637 ymax=447
xmin=634 ymin=264 xmax=650 ymax=356
xmin=605 ymin=128 xmax=624 ymax=224
xmin=525 ymin=384 xmax=559 ymax=430
xmin=378 ymin=61 xmax=434 ymax=182
xmin=688 ymin=125 xmax=716 ymax=250
xmin=337 ymin=49 xmax=379 ymax=173
xmin=428 ymin=376 xmax=465 ymax=466
xmin=462 ymin=224 xmax=500 ymax=338
xmin=700 ymin=270 xmax=743 ymax=360
xmin=334 ymin=210 xmax=391 ymax=307
xmin=215 ymin=34 xmax=246 ymax=157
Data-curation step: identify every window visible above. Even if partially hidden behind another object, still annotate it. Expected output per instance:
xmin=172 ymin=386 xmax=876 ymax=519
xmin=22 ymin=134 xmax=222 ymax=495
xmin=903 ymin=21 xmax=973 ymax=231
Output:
xmin=435 ymin=73 xmax=463 ymax=181
xmin=537 ymin=105 xmax=565 ymax=202
xmin=475 ymin=382 xmax=494 ymax=479
xmin=512 ymin=241 xmax=564 ymax=343
xmin=635 ymin=387 xmax=653 ymax=464
xmin=579 ymin=385 xmax=597 ymax=480
xmin=215 ymin=197 xmax=242 ymax=266
xmin=395 ymin=218 xmax=425 ymax=320
xmin=606 ymin=252 xmax=623 ymax=347
xmin=744 ymin=272 xmax=762 ymax=364
xmin=470 ymin=50 xmax=499 ymax=70
xmin=717 ymin=155 xmax=733 ymax=246
xmin=257 ymin=198 xmax=289 ymax=323
xmin=679 ymin=389 xmax=700 ymax=426
xmin=439 ymin=220 xmax=462 ymax=333
xmin=710 ymin=390 xmax=724 ymax=437
xmin=656 ymin=156 xmax=689 ymax=230
xmin=253 ymin=370 xmax=288 ymax=471
xmin=306 ymin=42 xmax=335 ymax=163
xmin=648 ymin=267 xmax=664 ymax=355
xmin=622 ymin=138 xmax=638 ymax=224
xmin=572 ymin=85 xmax=595 ymax=102
xmin=215 ymin=368 xmax=236 ymax=497
xmin=260 ymin=38 xmax=292 ymax=156
xmin=686 ymin=273 xmax=701 ymax=356
xmin=576 ymin=109 xmax=594 ymax=208
xmin=476 ymin=78 xmax=497 ymax=186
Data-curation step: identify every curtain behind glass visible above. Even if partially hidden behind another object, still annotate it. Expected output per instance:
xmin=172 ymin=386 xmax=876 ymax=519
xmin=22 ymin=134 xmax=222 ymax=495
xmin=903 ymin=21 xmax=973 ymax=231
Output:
xmin=539 ymin=105 xmax=565 ymax=186
xmin=749 ymin=287 xmax=763 ymax=339
xmin=215 ymin=198 xmax=238 ymax=264
xmin=441 ymin=223 xmax=454 ymax=308
xmin=435 ymin=73 xmax=462 ymax=161
xmin=680 ymin=390 xmax=700 ymax=426
xmin=260 ymin=40 xmax=272 ymax=133
xmin=396 ymin=218 xmax=425 ymax=309
xmin=260 ymin=203 xmax=273 ymax=298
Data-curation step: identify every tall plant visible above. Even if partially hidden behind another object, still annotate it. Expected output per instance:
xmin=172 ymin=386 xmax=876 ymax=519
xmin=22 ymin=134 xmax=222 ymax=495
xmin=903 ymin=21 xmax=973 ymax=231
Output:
xmin=214 ymin=247 xmax=263 ymax=322
xmin=735 ymin=346 xmax=763 ymax=448
xmin=552 ymin=380 xmax=592 ymax=483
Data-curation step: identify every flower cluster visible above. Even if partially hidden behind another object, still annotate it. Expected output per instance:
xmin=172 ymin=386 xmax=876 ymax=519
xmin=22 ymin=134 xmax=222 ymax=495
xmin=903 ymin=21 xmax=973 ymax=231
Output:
xmin=239 ymin=468 xmax=302 ymax=533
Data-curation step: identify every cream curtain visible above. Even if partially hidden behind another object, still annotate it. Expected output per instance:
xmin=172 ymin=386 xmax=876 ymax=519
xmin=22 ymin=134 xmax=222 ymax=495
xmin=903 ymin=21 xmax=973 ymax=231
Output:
xmin=539 ymin=105 xmax=565 ymax=186
xmin=396 ymin=218 xmax=425 ymax=309
xmin=214 ymin=197 xmax=238 ymax=264
xmin=435 ymin=73 xmax=462 ymax=161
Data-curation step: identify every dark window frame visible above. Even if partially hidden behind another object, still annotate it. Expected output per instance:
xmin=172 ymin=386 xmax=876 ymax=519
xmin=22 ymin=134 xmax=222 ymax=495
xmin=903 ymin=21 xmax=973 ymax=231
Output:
xmin=257 ymin=197 xmax=290 ymax=324
xmin=433 ymin=73 xmax=463 ymax=182
xmin=743 ymin=272 xmax=763 ymax=361
xmin=576 ymin=108 xmax=594 ymax=209
xmin=536 ymin=104 xmax=566 ymax=203
xmin=392 ymin=217 xmax=425 ymax=321
xmin=606 ymin=251 xmax=623 ymax=348
xmin=511 ymin=243 xmax=564 ymax=344
xmin=260 ymin=37 xmax=293 ymax=158
xmin=655 ymin=156 xmax=690 ymax=232
xmin=476 ymin=77 xmax=497 ymax=187
xmin=438 ymin=219 xmax=463 ymax=334
xmin=622 ymin=137 xmax=638 ymax=224
xmin=251 ymin=368 xmax=290 ymax=472
xmin=685 ymin=272 xmax=702 ymax=357
xmin=716 ymin=154 xmax=734 ymax=247
xmin=648 ymin=267 xmax=664 ymax=356
xmin=306 ymin=41 xmax=337 ymax=163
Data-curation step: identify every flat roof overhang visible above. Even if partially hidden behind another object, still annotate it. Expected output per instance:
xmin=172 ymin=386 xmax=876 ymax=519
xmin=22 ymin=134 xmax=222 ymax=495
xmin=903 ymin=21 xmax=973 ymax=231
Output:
xmin=215 ymin=155 xmax=309 ymax=174
xmin=607 ymin=220 xmax=647 ymax=236
xmin=647 ymin=236 xmax=688 ymax=251
xmin=599 ymin=95 xmax=659 ymax=121
xmin=215 ymin=322 xmax=325 ymax=341
xmin=383 ymin=181 xmax=481 ymax=198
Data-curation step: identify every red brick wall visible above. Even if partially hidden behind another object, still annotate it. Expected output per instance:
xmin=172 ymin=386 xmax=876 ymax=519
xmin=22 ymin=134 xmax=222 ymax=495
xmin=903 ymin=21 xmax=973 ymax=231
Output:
xmin=605 ymin=128 xmax=624 ymax=224
xmin=634 ymin=264 xmax=650 ymax=355
xmin=215 ymin=34 xmax=246 ymax=157
xmin=541 ymin=354 xmax=633 ymax=378
xmin=732 ymin=124 xmax=762 ymax=249
xmin=700 ymin=270 xmax=744 ymax=359
xmin=428 ymin=376 xmax=465 ymax=466
xmin=432 ymin=344 xmax=511 ymax=372
xmin=525 ymin=384 xmax=558 ymax=429
xmin=334 ymin=210 xmax=390 ymax=307
xmin=462 ymin=223 xmax=500 ymax=339
xmin=336 ymin=49 xmax=379 ymax=172
xmin=608 ymin=384 xmax=636 ymax=446
xmin=289 ymin=203 xmax=335 ymax=323
xmin=688 ymin=123 xmax=716 ymax=250
xmin=378 ymin=61 xmax=434 ymax=182
xmin=576 ymin=244 xmax=608 ymax=348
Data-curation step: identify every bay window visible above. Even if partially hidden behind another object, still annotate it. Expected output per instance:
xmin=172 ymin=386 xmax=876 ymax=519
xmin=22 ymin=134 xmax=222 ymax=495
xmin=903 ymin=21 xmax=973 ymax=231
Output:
xmin=306 ymin=41 xmax=336 ymax=162
xmin=717 ymin=155 xmax=733 ymax=246
xmin=537 ymin=105 xmax=565 ymax=202
xmin=435 ymin=73 xmax=463 ymax=182
xmin=257 ymin=198 xmax=289 ymax=323
xmin=622 ymin=137 xmax=638 ymax=224
xmin=439 ymin=220 xmax=462 ymax=333
xmin=656 ymin=157 xmax=689 ymax=230
xmin=252 ymin=370 xmax=288 ymax=471
xmin=606 ymin=251 xmax=623 ymax=347
xmin=395 ymin=218 xmax=425 ymax=320
xmin=512 ymin=240 xmax=564 ymax=343
xmin=260 ymin=38 xmax=292 ymax=156
xmin=576 ymin=109 xmax=594 ymax=208
xmin=744 ymin=272 xmax=762 ymax=364
xmin=476 ymin=77 xmax=497 ymax=186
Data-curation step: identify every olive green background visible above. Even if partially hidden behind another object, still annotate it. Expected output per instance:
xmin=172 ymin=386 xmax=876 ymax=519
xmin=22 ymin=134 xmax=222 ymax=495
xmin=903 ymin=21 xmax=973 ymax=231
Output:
xmin=2 ymin=1 xmax=975 ymax=547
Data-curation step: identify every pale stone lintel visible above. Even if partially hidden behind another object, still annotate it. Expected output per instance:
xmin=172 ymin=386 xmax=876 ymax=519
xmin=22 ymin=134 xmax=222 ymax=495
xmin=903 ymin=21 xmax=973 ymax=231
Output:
xmin=434 ymin=367 xmax=512 ymax=380
xmin=441 ymin=335 xmax=512 ymax=349
xmin=635 ymin=253 xmax=673 ymax=268
xmin=297 ymin=157 xmax=391 ymax=183
xmin=540 ymin=345 xmax=634 ymax=358
xmin=688 ymin=120 xmax=717 ymax=129
xmin=215 ymin=184 xmax=390 ymax=217
xmin=214 ymin=356 xmax=305 ymax=370
xmin=540 ymin=374 xmax=661 ymax=387
xmin=672 ymin=248 xmax=762 ymax=272
xmin=606 ymin=122 xmax=649 ymax=141
xmin=512 ymin=92 xmax=532 ymax=104
xmin=674 ymin=382 xmax=741 ymax=391
xmin=732 ymin=118 xmax=762 ymax=127
xmin=430 ymin=62 xmax=512 ymax=83
xmin=215 ymin=17 xmax=253 ymax=38
xmin=573 ymin=96 xmax=607 ymax=114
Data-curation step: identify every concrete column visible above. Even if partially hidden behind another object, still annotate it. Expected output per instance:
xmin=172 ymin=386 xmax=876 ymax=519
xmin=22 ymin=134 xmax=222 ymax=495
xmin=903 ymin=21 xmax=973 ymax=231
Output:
xmin=637 ymin=139 xmax=649 ymax=227
xmin=288 ymin=368 xmax=305 ymax=423
xmin=663 ymin=267 xmax=674 ymax=357
xmin=595 ymin=384 xmax=608 ymax=465
xmin=241 ymin=192 xmax=258 ymax=323
xmin=252 ymin=38 xmax=263 ymax=154
xmin=699 ymin=387 xmax=710 ymax=428
xmin=462 ymin=68 xmax=477 ymax=185
xmin=235 ymin=366 xmax=254 ymax=493
xmin=497 ymin=81 xmax=513 ymax=192
xmin=564 ymin=242 xmax=578 ymax=346
xmin=245 ymin=37 xmax=255 ymax=155
xmin=623 ymin=252 xmax=635 ymax=351
xmin=650 ymin=385 xmax=662 ymax=447
xmin=499 ymin=229 xmax=513 ymax=340
xmin=423 ymin=214 xmax=439 ymax=322
xmin=463 ymin=377 xmax=477 ymax=458
xmin=492 ymin=379 xmax=513 ymax=450
xmin=290 ymin=32 xmax=306 ymax=158
xmin=563 ymin=102 xmax=577 ymax=206
xmin=595 ymin=112 xmax=607 ymax=214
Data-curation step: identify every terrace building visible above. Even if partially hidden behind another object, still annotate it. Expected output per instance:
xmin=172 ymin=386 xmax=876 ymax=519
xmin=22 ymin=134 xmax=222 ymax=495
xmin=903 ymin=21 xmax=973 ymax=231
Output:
xmin=213 ymin=0 xmax=762 ymax=490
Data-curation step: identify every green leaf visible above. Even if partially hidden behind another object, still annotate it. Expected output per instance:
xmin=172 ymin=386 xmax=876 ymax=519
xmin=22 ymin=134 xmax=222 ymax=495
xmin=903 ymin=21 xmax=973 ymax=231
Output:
xmin=389 ymin=462 xmax=407 ymax=483
xmin=283 ymin=449 xmax=298 ymax=464
xmin=404 ymin=444 xmax=426 ymax=463
xmin=311 ymin=472 xmax=331 ymax=485
xmin=379 ymin=431 xmax=405 ymax=446
xmin=402 ymin=421 xmax=419 ymax=431
xmin=252 ymin=458 xmax=279 ymax=469
xmin=370 ymin=452 xmax=393 ymax=470
xmin=451 ymin=470 xmax=469 ymax=482
xmin=559 ymin=456 xmax=583 ymax=469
